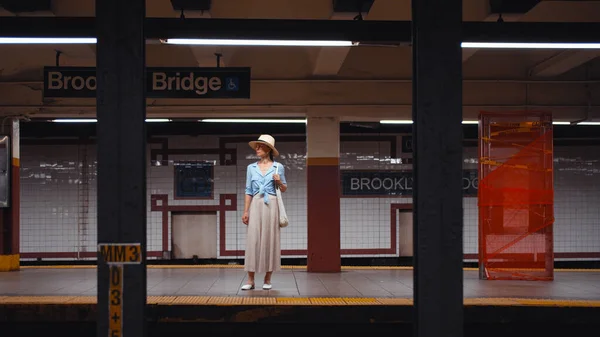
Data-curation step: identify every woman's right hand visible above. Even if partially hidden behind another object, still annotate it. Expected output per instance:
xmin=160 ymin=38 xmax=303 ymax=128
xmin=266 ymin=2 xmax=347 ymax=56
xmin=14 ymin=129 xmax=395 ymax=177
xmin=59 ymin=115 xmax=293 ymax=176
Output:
xmin=242 ymin=211 xmax=249 ymax=225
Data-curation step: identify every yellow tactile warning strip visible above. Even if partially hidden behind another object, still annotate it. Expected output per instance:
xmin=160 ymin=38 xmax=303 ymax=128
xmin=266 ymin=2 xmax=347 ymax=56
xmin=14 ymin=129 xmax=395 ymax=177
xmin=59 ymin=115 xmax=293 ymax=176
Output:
xmin=308 ymin=297 xmax=347 ymax=305
xmin=0 ymin=296 xmax=77 ymax=304
xmin=463 ymin=298 xmax=600 ymax=307
xmin=209 ymin=296 xmax=244 ymax=305
xmin=513 ymin=298 xmax=600 ymax=307
xmin=147 ymin=296 xmax=176 ymax=305
xmin=169 ymin=296 xmax=210 ymax=305
xmin=342 ymin=297 xmax=380 ymax=305
xmin=464 ymin=298 xmax=519 ymax=306
xmin=0 ymin=296 xmax=599 ymax=307
xmin=242 ymin=297 xmax=277 ymax=305
xmin=276 ymin=297 xmax=311 ymax=305
xmin=376 ymin=298 xmax=413 ymax=305
xmin=67 ymin=296 xmax=96 ymax=304
xmin=17 ymin=264 xmax=600 ymax=273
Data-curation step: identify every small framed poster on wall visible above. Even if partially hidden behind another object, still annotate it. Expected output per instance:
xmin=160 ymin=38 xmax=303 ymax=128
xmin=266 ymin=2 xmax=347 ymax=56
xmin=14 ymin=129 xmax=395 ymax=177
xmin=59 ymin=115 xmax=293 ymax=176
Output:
xmin=173 ymin=161 xmax=214 ymax=199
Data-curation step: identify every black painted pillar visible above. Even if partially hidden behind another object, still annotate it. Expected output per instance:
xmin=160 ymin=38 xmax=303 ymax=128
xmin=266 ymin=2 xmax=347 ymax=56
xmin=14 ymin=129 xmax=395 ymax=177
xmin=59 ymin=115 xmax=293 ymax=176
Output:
xmin=96 ymin=1 xmax=147 ymax=337
xmin=412 ymin=0 xmax=463 ymax=336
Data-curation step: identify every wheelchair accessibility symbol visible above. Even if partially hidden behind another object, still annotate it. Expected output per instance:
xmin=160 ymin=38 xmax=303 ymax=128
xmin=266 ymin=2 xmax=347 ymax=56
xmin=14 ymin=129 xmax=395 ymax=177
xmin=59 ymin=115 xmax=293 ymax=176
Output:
xmin=225 ymin=77 xmax=239 ymax=91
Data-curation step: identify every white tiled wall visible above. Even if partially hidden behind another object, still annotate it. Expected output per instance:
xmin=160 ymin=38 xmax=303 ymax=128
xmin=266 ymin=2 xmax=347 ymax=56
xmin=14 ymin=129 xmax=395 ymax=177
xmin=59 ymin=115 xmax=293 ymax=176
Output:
xmin=20 ymin=144 xmax=98 ymax=258
xmin=340 ymin=139 xmax=410 ymax=257
xmin=19 ymin=135 xmax=600 ymax=261
xmin=553 ymin=146 xmax=600 ymax=257
xmin=463 ymin=146 xmax=479 ymax=258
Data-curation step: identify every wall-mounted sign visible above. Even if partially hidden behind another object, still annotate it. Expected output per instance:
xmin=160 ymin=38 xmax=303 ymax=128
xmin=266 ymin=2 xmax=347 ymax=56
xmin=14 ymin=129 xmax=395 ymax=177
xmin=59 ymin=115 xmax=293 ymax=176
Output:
xmin=43 ymin=66 xmax=251 ymax=99
xmin=173 ymin=161 xmax=214 ymax=199
xmin=341 ymin=169 xmax=478 ymax=197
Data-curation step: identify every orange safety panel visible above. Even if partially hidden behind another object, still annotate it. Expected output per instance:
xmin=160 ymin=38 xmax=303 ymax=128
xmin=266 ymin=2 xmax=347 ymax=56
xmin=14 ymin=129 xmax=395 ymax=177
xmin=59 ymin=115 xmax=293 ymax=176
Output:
xmin=478 ymin=111 xmax=554 ymax=281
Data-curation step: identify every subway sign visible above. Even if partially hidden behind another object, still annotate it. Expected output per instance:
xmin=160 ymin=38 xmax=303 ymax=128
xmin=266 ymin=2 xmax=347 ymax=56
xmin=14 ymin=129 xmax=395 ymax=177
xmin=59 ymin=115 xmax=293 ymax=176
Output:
xmin=43 ymin=66 xmax=251 ymax=99
xmin=341 ymin=169 xmax=478 ymax=197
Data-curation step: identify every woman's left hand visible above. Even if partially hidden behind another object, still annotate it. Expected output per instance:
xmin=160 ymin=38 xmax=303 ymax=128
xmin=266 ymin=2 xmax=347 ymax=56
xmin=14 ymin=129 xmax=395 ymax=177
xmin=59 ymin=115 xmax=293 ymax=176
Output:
xmin=273 ymin=174 xmax=286 ymax=192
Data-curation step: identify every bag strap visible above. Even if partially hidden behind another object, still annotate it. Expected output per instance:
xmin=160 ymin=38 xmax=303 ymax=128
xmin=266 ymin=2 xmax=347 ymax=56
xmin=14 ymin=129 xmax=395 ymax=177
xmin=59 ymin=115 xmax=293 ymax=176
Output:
xmin=274 ymin=163 xmax=279 ymax=189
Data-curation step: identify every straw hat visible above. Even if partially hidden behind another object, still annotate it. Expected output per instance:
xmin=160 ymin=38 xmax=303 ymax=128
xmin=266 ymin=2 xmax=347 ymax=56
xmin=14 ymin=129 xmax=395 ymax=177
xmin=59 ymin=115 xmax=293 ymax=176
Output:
xmin=249 ymin=134 xmax=279 ymax=156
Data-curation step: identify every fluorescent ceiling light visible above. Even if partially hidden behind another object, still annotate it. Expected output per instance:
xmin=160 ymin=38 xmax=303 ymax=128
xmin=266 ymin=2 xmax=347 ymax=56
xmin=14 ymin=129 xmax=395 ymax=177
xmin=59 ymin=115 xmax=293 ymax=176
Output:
xmin=0 ymin=37 xmax=97 ymax=44
xmin=52 ymin=119 xmax=97 ymax=123
xmin=381 ymin=120 xmax=479 ymax=125
xmin=462 ymin=42 xmax=600 ymax=49
xmin=380 ymin=120 xmax=413 ymax=124
xmin=164 ymin=38 xmax=356 ymax=47
xmin=51 ymin=118 xmax=171 ymax=123
xmin=2 ymin=38 xmax=597 ymax=49
xmin=381 ymin=120 xmax=589 ymax=126
xmin=200 ymin=118 xmax=307 ymax=123
xmin=4 ymin=38 xmax=597 ymax=49
xmin=0 ymin=37 xmax=354 ymax=46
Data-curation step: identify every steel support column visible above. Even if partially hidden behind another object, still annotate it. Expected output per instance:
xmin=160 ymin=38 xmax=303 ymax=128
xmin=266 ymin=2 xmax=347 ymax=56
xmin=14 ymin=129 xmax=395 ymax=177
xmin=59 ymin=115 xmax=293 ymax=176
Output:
xmin=412 ymin=0 xmax=463 ymax=336
xmin=96 ymin=1 xmax=147 ymax=337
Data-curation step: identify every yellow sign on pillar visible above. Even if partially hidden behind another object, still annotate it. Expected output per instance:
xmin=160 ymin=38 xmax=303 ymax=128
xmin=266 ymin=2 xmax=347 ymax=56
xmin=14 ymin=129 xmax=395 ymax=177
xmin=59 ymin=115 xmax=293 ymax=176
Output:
xmin=99 ymin=243 xmax=142 ymax=264
xmin=98 ymin=243 xmax=142 ymax=337
xmin=109 ymin=265 xmax=123 ymax=337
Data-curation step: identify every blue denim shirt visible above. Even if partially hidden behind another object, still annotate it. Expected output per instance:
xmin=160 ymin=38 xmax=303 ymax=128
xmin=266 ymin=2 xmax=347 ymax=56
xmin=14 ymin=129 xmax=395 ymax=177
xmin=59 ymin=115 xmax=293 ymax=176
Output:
xmin=245 ymin=161 xmax=286 ymax=204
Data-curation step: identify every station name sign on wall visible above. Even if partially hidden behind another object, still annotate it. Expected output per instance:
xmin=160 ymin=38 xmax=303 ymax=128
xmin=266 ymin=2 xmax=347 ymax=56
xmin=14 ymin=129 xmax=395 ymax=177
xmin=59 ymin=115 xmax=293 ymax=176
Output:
xmin=341 ymin=170 xmax=478 ymax=197
xmin=43 ymin=66 xmax=251 ymax=99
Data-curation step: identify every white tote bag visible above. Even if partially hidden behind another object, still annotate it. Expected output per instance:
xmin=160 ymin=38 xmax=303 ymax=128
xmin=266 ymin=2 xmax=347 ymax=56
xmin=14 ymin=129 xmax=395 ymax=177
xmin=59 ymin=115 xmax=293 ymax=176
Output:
xmin=275 ymin=164 xmax=289 ymax=228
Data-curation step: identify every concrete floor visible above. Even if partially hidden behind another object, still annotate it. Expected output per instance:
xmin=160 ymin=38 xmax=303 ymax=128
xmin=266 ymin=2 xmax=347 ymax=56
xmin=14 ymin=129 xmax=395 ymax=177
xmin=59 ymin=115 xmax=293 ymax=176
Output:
xmin=1 ymin=266 xmax=599 ymax=300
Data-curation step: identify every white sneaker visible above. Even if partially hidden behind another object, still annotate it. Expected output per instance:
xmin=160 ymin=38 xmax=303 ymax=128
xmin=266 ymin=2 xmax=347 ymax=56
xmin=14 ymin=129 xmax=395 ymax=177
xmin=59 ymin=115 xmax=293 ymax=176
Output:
xmin=262 ymin=283 xmax=272 ymax=290
xmin=241 ymin=284 xmax=255 ymax=290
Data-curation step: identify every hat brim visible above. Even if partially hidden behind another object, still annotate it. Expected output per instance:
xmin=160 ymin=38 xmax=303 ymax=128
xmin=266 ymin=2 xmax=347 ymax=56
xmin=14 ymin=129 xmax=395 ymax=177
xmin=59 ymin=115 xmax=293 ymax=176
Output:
xmin=249 ymin=140 xmax=279 ymax=156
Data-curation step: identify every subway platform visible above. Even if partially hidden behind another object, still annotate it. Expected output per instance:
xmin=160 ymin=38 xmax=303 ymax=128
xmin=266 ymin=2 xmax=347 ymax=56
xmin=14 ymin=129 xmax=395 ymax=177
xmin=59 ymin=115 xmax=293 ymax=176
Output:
xmin=1 ymin=265 xmax=599 ymax=336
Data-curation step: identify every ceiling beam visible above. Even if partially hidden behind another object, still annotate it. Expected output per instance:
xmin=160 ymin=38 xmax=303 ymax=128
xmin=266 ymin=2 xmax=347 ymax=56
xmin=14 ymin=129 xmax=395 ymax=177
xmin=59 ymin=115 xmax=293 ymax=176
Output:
xmin=530 ymin=50 xmax=600 ymax=77
xmin=0 ymin=2 xmax=97 ymax=69
xmin=183 ymin=12 xmax=229 ymax=67
xmin=462 ymin=21 xmax=600 ymax=44
xmin=312 ymin=12 xmax=357 ymax=76
xmin=462 ymin=13 xmax=523 ymax=62
xmin=145 ymin=0 xmax=226 ymax=67
xmin=2 ymin=17 xmax=600 ymax=45
xmin=47 ymin=3 xmax=96 ymax=66
xmin=313 ymin=0 xmax=393 ymax=76
xmin=462 ymin=0 xmax=541 ymax=62
xmin=312 ymin=46 xmax=351 ymax=76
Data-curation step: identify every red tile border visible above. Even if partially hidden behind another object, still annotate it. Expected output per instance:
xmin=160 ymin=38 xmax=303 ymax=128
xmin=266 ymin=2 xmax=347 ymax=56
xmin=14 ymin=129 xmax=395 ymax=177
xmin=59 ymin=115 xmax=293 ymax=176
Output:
xmin=150 ymin=194 xmax=410 ymax=257
xmin=20 ymin=251 xmax=163 ymax=259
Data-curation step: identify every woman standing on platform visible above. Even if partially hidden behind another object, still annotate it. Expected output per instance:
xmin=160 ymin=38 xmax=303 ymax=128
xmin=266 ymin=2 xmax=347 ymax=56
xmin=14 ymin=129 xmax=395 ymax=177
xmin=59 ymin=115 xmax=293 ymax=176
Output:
xmin=241 ymin=134 xmax=287 ymax=290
